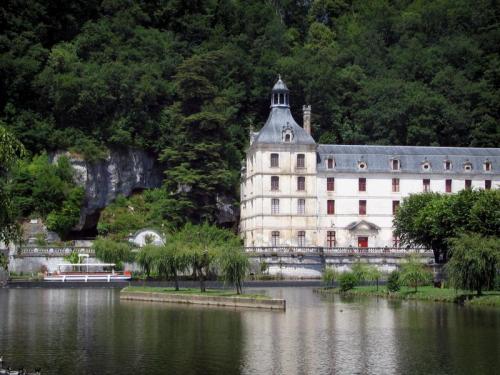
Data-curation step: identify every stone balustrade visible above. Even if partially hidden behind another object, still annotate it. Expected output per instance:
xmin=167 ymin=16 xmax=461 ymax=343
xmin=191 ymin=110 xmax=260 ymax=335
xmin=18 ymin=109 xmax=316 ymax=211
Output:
xmin=16 ymin=246 xmax=95 ymax=257
xmin=246 ymin=246 xmax=432 ymax=257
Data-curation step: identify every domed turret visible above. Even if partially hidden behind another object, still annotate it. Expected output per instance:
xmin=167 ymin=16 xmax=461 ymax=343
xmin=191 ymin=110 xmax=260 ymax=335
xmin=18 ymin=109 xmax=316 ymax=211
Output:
xmin=251 ymin=77 xmax=316 ymax=146
xmin=271 ymin=75 xmax=290 ymax=108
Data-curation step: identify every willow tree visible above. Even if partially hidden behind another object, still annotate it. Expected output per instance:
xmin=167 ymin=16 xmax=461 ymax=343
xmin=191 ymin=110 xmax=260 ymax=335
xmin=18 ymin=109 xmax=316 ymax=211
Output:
xmin=446 ymin=234 xmax=499 ymax=296
xmin=218 ymin=244 xmax=249 ymax=295
xmin=92 ymin=237 xmax=134 ymax=270
xmin=149 ymin=241 xmax=190 ymax=291
xmin=172 ymin=222 xmax=243 ymax=293
xmin=400 ymin=255 xmax=433 ymax=292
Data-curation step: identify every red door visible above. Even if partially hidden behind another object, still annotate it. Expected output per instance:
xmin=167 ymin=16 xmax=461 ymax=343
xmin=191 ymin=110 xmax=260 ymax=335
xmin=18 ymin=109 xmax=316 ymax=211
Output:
xmin=358 ymin=237 xmax=368 ymax=248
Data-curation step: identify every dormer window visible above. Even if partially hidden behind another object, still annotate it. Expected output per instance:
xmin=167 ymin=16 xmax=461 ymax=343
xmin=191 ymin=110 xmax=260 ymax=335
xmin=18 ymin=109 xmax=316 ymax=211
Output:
xmin=422 ymin=161 xmax=431 ymax=171
xmin=391 ymin=159 xmax=400 ymax=171
xmin=444 ymin=160 xmax=452 ymax=171
xmin=484 ymin=161 xmax=492 ymax=172
xmin=282 ymin=123 xmax=294 ymax=143
xmin=327 ymin=158 xmax=334 ymax=169
xmin=358 ymin=161 xmax=367 ymax=170
xmin=464 ymin=162 xmax=472 ymax=172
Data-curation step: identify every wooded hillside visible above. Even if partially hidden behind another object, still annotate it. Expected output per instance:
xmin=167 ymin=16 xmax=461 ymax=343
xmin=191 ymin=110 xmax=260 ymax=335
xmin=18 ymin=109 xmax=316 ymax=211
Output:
xmin=1 ymin=0 xmax=499 ymax=228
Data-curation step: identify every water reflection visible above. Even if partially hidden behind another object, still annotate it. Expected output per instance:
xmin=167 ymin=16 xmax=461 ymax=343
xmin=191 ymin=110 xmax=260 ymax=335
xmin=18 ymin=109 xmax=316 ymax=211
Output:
xmin=0 ymin=288 xmax=499 ymax=375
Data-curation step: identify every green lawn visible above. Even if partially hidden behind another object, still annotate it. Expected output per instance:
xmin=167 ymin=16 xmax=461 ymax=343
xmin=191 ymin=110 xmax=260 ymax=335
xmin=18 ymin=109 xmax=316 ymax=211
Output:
xmin=316 ymin=286 xmax=500 ymax=307
xmin=122 ymin=286 xmax=269 ymax=299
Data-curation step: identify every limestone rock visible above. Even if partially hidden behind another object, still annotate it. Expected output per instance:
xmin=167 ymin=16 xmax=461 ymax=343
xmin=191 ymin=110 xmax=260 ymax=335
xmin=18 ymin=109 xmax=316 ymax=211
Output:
xmin=52 ymin=149 xmax=163 ymax=231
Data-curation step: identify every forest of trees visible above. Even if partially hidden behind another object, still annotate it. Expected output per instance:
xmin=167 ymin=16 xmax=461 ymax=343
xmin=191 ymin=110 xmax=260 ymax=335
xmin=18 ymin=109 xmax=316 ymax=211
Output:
xmin=1 ymin=0 xmax=499 ymax=230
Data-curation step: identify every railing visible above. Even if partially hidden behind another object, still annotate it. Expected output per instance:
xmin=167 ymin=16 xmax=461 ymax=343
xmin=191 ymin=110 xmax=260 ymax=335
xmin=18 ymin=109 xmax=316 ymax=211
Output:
xmin=16 ymin=246 xmax=95 ymax=257
xmin=245 ymin=246 xmax=433 ymax=256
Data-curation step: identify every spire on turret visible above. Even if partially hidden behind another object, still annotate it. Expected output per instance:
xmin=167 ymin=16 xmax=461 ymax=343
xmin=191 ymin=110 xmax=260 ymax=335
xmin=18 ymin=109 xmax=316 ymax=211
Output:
xmin=271 ymin=75 xmax=289 ymax=108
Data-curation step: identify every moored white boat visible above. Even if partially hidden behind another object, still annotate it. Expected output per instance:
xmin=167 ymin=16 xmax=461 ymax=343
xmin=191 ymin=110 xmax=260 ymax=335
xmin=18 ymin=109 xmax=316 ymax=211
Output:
xmin=44 ymin=255 xmax=131 ymax=282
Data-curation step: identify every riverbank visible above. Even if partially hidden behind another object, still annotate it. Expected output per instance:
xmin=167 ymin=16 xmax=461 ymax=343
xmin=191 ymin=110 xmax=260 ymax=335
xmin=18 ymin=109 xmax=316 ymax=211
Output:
xmin=314 ymin=286 xmax=500 ymax=307
xmin=120 ymin=286 xmax=286 ymax=310
xmin=3 ymin=279 xmax=321 ymax=289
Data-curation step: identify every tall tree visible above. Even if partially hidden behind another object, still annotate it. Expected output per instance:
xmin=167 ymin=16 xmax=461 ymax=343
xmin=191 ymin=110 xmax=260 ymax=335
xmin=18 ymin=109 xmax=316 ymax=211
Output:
xmin=160 ymin=50 xmax=242 ymax=225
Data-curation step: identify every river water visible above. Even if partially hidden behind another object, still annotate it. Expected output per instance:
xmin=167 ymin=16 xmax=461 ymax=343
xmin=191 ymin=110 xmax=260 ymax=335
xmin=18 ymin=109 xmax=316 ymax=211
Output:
xmin=0 ymin=287 xmax=498 ymax=375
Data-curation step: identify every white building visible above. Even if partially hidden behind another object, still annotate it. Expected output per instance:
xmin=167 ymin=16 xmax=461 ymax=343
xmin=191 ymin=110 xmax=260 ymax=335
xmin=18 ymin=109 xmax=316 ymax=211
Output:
xmin=240 ymin=78 xmax=500 ymax=252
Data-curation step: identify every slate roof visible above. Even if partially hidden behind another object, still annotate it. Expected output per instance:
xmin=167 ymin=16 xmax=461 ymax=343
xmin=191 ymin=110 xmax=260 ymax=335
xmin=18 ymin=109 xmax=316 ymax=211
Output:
xmin=272 ymin=77 xmax=288 ymax=91
xmin=252 ymin=107 xmax=316 ymax=146
xmin=317 ymin=144 xmax=500 ymax=174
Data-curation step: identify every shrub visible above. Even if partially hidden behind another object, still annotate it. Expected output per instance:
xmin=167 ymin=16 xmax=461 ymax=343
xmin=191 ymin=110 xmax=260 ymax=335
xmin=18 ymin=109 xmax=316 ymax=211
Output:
xmin=322 ymin=267 xmax=337 ymax=288
xmin=339 ymin=272 xmax=357 ymax=292
xmin=64 ymin=251 xmax=80 ymax=264
xmin=351 ymin=261 xmax=369 ymax=284
xmin=400 ymin=255 xmax=433 ymax=292
xmin=387 ymin=270 xmax=401 ymax=292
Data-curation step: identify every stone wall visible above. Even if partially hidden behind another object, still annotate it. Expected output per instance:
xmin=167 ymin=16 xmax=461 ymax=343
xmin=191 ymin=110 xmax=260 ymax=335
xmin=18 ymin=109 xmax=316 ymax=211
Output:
xmin=251 ymin=252 xmax=435 ymax=278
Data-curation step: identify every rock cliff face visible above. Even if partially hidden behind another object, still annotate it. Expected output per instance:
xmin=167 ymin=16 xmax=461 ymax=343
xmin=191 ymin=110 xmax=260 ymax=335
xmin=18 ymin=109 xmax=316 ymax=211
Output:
xmin=53 ymin=149 xmax=163 ymax=232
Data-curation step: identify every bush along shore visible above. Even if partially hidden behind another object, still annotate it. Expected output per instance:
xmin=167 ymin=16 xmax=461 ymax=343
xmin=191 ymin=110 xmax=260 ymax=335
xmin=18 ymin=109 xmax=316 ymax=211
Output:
xmin=319 ymin=255 xmax=500 ymax=308
xmin=120 ymin=286 xmax=286 ymax=310
xmin=314 ymin=286 xmax=500 ymax=307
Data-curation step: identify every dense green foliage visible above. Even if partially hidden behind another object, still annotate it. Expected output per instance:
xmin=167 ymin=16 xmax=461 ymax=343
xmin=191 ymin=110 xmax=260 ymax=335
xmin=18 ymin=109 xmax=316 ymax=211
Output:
xmin=446 ymin=234 xmax=499 ymax=295
xmin=394 ymin=189 xmax=500 ymax=262
xmin=387 ymin=270 xmax=401 ymax=292
xmin=97 ymin=191 xmax=174 ymax=239
xmin=0 ymin=125 xmax=26 ymax=244
xmin=5 ymin=153 xmax=84 ymax=238
xmin=93 ymin=237 xmax=134 ymax=270
xmin=46 ymin=186 xmax=85 ymax=237
xmin=2 ymin=0 xmax=498 ymax=226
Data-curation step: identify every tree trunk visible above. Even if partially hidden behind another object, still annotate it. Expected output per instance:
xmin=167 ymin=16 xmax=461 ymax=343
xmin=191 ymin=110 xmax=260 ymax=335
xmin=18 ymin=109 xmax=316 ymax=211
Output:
xmin=376 ymin=279 xmax=379 ymax=291
xmin=236 ymin=280 xmax=242 ymax=295
xmin=198 ymin=267 xmax=206 ymax=292
xmin=173 ymin=269 xmax=179 ymax=291
xmin=433 ymin=250 xmax=440 ymax=264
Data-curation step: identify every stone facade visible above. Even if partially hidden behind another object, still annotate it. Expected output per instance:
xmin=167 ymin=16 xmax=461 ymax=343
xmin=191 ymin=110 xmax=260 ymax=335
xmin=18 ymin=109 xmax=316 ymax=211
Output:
xmin=240 ymin=78 xmax=500 ymax=251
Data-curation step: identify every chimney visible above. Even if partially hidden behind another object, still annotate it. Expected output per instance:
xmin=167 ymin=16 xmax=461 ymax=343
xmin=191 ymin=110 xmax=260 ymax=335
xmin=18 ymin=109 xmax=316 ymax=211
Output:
xmin=303 ymin=105 xmax=311 ymax=135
